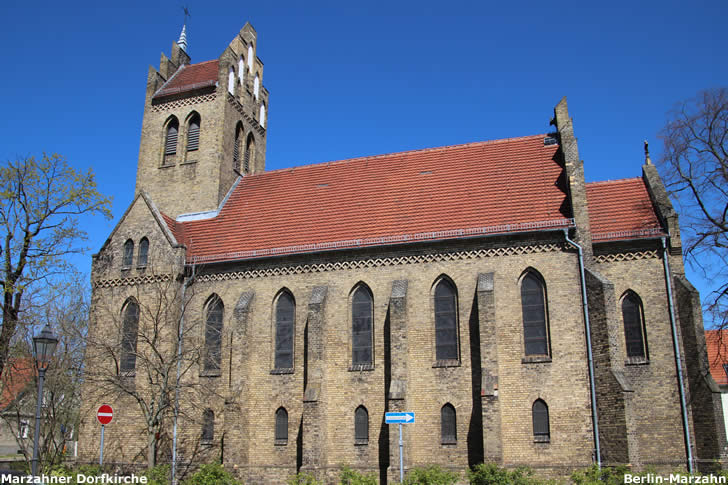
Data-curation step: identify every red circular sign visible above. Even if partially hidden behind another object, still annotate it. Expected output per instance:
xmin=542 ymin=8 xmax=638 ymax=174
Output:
xmin=97 ymin=405 xmax=113 ymax=425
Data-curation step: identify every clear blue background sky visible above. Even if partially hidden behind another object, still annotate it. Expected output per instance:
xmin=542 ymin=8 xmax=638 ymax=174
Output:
xmin=1 ymin=0 xmax=726 ymax=323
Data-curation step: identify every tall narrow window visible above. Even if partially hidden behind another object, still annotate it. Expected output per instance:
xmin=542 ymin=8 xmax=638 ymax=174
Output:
xmin=622 ymin=291 xmax=648 ymax=359
xmin=228 ymin=67 xmax=235 ymax=95
xmin=434 ymin=279 xmax=458 ymax=361
xmin=441 ymin=403 xmax=456 ymax=444
xmin=521 ymin=271 xmax=549 ymax=356
xmin=186 ymin=113 xmax=200 ymax=152
xmin=244 ymin=134 xmax=255 ymax=173
xmin=204 ymin=296 xmax=223 ymax=372
xmin=355 ymin=406 xmax=368 ymax=444
xmin=253 ymin=74 xmax=260 ymax=100
xmin=259 ymin=103 xmax=266 ymax=128
xmin=123 ymin=239 xmax=134 ymax=268
xmin=164 ymin=118 xmax=179 ymax=157
xmin=532 ymin=399 xmax=550 ymax=442
xmin=274 ymin=292 xmax=294 ymax=369
xmin=120 ymin=300 xmax=139 ymax=373
xmin=137 ymin=238 xmax=149 ymax=267
xmin=202 ymin=409 xmax=214 ymax=442
xmin=238 ymin=55 xmax=245 ymax=80
xmin=233 ymin=123 xmax=243 ymax=172
xmin=247 ymin=44 xmax=254 ymax=71
xmin=352 ymin=286 xmax=373 ymax=366
xmin=275 ymin=407 xmax=288 ymax=443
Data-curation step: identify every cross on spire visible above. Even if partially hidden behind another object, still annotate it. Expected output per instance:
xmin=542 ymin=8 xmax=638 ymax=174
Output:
xmin=177 ymin=6 xmax=190 ymax=52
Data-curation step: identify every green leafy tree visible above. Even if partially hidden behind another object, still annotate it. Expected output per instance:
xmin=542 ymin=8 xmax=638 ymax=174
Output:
xmin=0 ymin=153 xmax=112 ymax=378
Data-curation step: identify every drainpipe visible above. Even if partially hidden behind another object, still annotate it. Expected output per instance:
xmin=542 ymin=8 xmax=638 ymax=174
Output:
xmin=563 ymin=229 xmax=601 ymax=468
xmin=662 ymin=237 xmax=694 ymax=474
xmin=172 ymin=263 xmax=196 ymax=485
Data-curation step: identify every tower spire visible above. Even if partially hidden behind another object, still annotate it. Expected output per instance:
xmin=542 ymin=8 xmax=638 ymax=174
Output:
xmin=177 ymin=6 xmax=190 ymax=52
xmin=644 ymin=139 xmax=652 ymax=165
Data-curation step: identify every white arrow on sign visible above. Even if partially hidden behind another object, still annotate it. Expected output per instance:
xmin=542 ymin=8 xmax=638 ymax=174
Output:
xmin=385 ymin=412 xmax=415 ymax=424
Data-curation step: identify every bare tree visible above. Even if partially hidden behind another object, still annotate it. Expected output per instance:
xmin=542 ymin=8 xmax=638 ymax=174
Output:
xmin=0 ymin=154 xmax=112 ymax=378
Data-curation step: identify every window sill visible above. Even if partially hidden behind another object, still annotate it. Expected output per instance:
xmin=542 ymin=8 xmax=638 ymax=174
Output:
xmin=136 ymin=265 xmax=147 ymax=270
xmin=354 ymin=439 xmax=369 ymax=446
xmin=159 ymin=163 xmax=176 ymax=169
xmin=625 ymin=356 xmax=649 ymax=366
xmin=121 ymin=266 xmax=131 ymax=271
xmin=119 ymin=371 xmax=136 ymax=378
xmin=274 ymin=439 xmax=287 ymax=446
xmin=522 ymin=355 xmax=552 ymax=364
xmin=349 ymin=364 xmax=374 ymax=372
xmin=441 ymin=439 xmax=457 ymax=446
xmin=180 ymin=160 xmax=197 ymax=166
xmin=270 ymin=368 xmax=294 ymax=375
xmin=200 ymin=440 xmax=213 ymax=447
xmin=533 ymin=436 xmax=550 ymax=443
xmin=432 ymin=359 xmax=460 ymax=368
xmin=200 ymin=369 xmax=221 ymax=377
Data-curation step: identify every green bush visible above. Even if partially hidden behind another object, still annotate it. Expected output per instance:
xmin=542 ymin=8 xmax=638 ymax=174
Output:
xmin=181 ymin=463 xmax=241 ymax=485
xmin=287 ymin=471 xmax=323 ymax=485
xmin=401 ymin=465 xmax=459 ymax=485
xmin=469 ymin=463 xmax=546 ymax=485
xmin=143 ymin=464 xmax=171 ymax=485
xmin=571 ymin=464 xmax=642 ymax=485
xmin=339 ymin=465 xmax=377 ymax=485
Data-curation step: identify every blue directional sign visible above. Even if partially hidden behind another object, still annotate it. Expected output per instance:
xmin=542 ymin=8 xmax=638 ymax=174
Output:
xmin=385 ymin=412 xmax=415 ymax=424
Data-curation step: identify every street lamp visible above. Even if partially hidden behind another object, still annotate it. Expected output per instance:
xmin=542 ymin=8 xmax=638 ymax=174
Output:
xmin=31 ymin=325 xmax=58 ymax=477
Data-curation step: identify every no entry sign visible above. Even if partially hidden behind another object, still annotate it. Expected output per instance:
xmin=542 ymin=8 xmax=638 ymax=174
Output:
xmin=97 ymin=405 xmax=113 ymax=425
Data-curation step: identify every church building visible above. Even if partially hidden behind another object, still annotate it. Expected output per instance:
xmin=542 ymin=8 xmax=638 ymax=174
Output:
xmin=78 ymin=23 xmax=727 ymax=483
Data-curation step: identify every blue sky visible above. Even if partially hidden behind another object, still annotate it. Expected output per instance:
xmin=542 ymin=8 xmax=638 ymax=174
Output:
xmin=1 ymin=0 xmax=726 ymax=323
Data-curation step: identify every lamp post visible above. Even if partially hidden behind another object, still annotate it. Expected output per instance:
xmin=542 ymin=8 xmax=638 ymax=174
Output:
xmin=31 ymin=325 xmax=58 ymax=477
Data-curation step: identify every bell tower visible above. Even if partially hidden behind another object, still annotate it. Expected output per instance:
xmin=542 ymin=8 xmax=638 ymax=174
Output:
xmin=134 ymin=23 xmax=269 ymax=219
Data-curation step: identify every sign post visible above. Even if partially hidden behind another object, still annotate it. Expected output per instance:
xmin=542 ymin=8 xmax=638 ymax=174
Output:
xmin=385 ymin=412 xmax=415 ymax=483
xmin=97 ymin=405 xmax=113 ymax=466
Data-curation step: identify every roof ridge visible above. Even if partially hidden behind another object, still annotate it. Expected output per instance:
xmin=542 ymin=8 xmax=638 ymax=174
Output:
xmin=154 ymin=63 xmax=187 ymax=96
xmin=586 ymin=177 xmax=643 ymax=187
xmin=248 ymin=133 xmax=551 ymax=177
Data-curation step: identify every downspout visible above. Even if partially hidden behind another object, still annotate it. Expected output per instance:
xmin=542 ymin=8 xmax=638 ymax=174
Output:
xmin=662 ymin=237 xmax=694 ymax=474
xmin=563 ymin=229 xmax=601 ymax=468
xmin=172 ymin=263 xmax=196 ymax=485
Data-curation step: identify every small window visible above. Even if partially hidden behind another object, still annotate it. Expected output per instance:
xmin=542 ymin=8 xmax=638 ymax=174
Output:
xmin=238 ymin=55 xmax=245 ymax=79
xmin=355 ymin=406 xmax=368 ymax=444
xmin=622 ymin=291 xmax=648 ymax=359
xmin=441 ymin=403 xmax=456 ymax=444
xmin=137 ymin=238 xmax=149 ymax=267
xmin=123 ymin=239 xmax=134 ymax=268
xmin=259 ymin=103 xmax=266 ymax=128
xmin=253 ymin=74 xmax=260 ymax=100
xmin=120 ymin=300 xmax=139 ymax=373
xmin=204 ymin=296 xmax=223 ymax=372
xmin=521 ymin=271 xmax=549 ymax=356
xmin=532 ymin=399 xmax=550 ymax=442
xmin=164 ymin=118 xmax=179 ymax=157
xmin=228 ymin=67 xmax=235 ymax=95
xmin=247 ymin=44 xmax=254 ymax=71
xmin=202 ymin=409 xmax=214 ymax=442
xmin=352 ymin=286 xmax=373 ymax=366
xmin=275 ymin=407 xmax=288 ymax=444
xmin=244 ymin=134 xmax=255 ymax=174
xmin=434 ymin=278 xmax=458 ymax=361
xmin=186 ymin=113 xmax=200 ymax=152
xmin=274 ymin=291 xmax=295 ymax=369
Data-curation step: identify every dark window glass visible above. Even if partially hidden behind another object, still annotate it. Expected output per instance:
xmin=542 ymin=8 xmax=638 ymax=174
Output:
xmin=138 ymin=238 xmax=149 ymax=267
xmin=202 ymin=409 xmax=214 ymax=442
xmin=187 ymin=115 xmax=200 ymax=152
xmin=275 ymin=407 xmax=288 ymax=442
xmin=352 ymin=287 xmax=373 ymax=366
xmin=355 ymin=406 xmax=368 ymax=443
xmin=123 ymin=239 xmax=134 ymax=267
xmin=275 ymin=292 xmax=294 ymax=369
xmin=204 ymin=297 xmax=223 ymax=371
xmin=441 ymin=404 xmax=456 ymax=443
xmin=165 ymin=119 xmax=179 ymax=156
xmin=434 ymin=279 xmax=458 ymax=361
xmin=120 ymin=301 xmax=139 ymax=372
xmin=622 ymin=293 xmax=647 ymax=358
xmin=532 ymin=399 xmax=550 ymax=441
xmin=521 ymin=273 xmax=548 ymax=356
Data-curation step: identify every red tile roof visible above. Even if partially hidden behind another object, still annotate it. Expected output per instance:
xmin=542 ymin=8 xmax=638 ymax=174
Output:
xmin=706 ymin=330 xmax=728 ymax=386
xmin=177 ymin=134 xmax=573 ymax=263
xmin=586 ymin=178 xmax=665 ymax=242
xmin=153 ymin=60 xmax=219 ymax=99
xmin=0 ymin=359 xmax=35 ymax=411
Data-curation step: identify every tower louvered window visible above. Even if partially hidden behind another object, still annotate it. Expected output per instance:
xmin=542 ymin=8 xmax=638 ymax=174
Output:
xmin=275 ymin=292 xmax=294 ymax=369
xmin=187 ymin=115 xmax=200 ymax=152
xmin=434 ymin=279 xmax=458 ymax=361
xmin=120 ymin=300 xmax=139 ymax=373
xmin=521 ymin=272 xmax=549 ymax=356
xmin=204 ymin=297 xmax=223 ymax=372
xmin=123 ymin=239 xmax=134 ymax=268
xmin=138 ymin=238 xmax=149 ymax=267
xmin=233 ymin=124 xmax=243 ymax=172
xmin=244 ymin=134 xmax=255 ymax=173
xmin=352 ymin=286 xmax=373 ymax=366
xmin=165 ymin=120 xmax=179 ymax=156
xmin=622 ymin=292 xmax=647 ymax=359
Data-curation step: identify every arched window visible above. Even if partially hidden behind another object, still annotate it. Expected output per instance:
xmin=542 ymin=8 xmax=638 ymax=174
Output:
xmin=233 ymin=123 xmax=244 ymax=172
xmin=355 ymin=406 xmax=368 ymax=444
xmin=164 ymin=118 xmax=179 ymax=158
xmin=228 ymin=67 xmax=235 ymax=95
xmin=441 ymin=403 xmax=456 ymax=444
xmin=434 ymin=278 xmax=458 ymax=361
xmin=622 ymin=291 xmax=648 ymax=359
xmin=247 ymin=44 xmax=253 ymax=71
xmin=120 ymin=300 xmax=139 ymax=373
xmin=137 ymin=238 xmax=149 ymax=267
xmin=202 ymin=409 xmax=214 ymax=442
xmin=275 ymin=407 xmax=288 ymax=443
xmin=532 ymin=399 xmax=550 ymax=442
xmin=352 ymin=285 xmax=373 ymax=366
xmin=259 ymin=103 xmax=266 ymax=128
xmin=253 ymin=74 xmax=260 ymax=100
xmin=204 ymin=296 xmax=223 ymax=372
xmin=274 ymin=292 xmax=295 ymax=369
xmin=238 ymin=55 xmax=245 ymax=79
xmin=186 ymin=113 xmax=200 ymax=152
xmin=244 ymin=134 xmax=255 ymax=174
xmin=123 ymin=239 xmax=134 ymax=268
xmin=521 ymin=271 xmax=549 ymax=356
